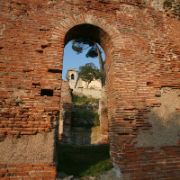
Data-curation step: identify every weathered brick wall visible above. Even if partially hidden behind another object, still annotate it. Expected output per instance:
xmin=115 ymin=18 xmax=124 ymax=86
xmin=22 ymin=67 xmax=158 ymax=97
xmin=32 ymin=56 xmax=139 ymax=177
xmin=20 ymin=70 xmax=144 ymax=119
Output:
xmin=0 ymin=163 xmax=56 ymax=179
xmin=99 ymin=87 xmax=109 ymax=143
xmin=0 ymin=0 xmax=179 ymax=179
xmin=0 ymin=1 xmax=61 ymax=137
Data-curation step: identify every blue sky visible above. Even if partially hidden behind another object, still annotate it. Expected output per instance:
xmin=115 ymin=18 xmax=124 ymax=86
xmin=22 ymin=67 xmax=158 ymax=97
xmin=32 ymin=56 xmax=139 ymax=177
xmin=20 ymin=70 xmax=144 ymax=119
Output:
xmin=62 ymin=41 xmax=104 ymax=80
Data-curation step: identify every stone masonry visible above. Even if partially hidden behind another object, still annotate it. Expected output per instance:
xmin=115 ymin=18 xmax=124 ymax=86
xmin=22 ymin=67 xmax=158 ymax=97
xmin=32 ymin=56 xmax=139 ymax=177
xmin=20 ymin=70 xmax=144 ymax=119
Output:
xmin=0 ymin=0 xmax=180 ymax=179
xmin=59 ymin=81 xmax=72 ymax=144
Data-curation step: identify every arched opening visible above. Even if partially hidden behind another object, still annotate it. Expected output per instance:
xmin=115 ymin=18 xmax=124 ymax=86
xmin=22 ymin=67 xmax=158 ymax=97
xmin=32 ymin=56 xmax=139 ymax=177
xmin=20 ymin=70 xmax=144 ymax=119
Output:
xmin=70 ymin=74 xmax=74 ymax=80
xmin=57 ymin=23 xmax=112 ymax=178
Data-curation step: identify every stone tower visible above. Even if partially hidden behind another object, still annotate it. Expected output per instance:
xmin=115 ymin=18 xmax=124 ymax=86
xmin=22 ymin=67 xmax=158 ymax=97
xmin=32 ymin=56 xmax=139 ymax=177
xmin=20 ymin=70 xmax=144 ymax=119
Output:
xmin=67 ymin=69 xmax=78 ymax=89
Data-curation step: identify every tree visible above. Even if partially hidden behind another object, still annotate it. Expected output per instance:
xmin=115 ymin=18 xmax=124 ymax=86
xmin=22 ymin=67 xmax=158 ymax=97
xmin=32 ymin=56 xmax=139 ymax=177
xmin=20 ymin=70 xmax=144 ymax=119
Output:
xmin=77 ymin=63 xmax=102 ymax=88
xmin=72 ymin=38 xmax=105 ymax=85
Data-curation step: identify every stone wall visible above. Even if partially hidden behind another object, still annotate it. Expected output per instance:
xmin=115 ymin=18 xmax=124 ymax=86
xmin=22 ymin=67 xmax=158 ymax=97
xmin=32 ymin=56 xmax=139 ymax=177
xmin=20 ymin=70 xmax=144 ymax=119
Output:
xmin=68 ymin=69 xmax=102 ymax=99
xmin=73 ymin=88 xmax=102 ymax=99
xmin=59 ymin=81 xmax=72 ymax=144
xmin=0 ymin=0 xmax=179 ymax=179
xmin=60 ymin=81 xmax=106 ymax=145
xmin=99 ymin=87 xmax=109 ymax=143
xmin=135 ymin=88 xmax=180 ymax=147
xmin=71 ymin=126 xmax=108 ymax=145
xmin=0 ymin=132 xmax=56 ymax=179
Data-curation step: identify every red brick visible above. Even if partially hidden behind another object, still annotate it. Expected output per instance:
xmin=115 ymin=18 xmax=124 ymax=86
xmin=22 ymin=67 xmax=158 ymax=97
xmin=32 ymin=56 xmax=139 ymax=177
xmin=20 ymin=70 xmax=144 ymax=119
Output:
xmin=0 ymin=1 xmax=179 ymax=179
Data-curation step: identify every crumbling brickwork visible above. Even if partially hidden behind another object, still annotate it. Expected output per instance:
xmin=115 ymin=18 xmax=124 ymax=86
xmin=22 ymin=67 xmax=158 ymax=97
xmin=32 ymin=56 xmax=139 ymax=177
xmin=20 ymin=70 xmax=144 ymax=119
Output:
xmin=59 ymin=81 xmax=72 ymax=144
xmin=0 ymin=0 xmax=179 ymax=179
xmin=99 ymin=87 xmax=109 ymax=143
xmin=0 ymin=164 xmax=56 ymax=179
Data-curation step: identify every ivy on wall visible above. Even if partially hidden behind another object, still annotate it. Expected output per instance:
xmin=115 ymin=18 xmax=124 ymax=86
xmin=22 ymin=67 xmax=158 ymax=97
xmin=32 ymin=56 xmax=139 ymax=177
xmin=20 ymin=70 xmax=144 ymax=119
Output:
xmin=163 ymin=0 xmax=180 ymax=19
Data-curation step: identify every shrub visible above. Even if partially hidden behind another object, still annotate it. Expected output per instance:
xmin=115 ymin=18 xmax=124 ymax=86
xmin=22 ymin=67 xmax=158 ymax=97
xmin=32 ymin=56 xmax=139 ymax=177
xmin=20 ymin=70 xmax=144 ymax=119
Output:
xmin=71 ymin=108 xmax=99 ymax=128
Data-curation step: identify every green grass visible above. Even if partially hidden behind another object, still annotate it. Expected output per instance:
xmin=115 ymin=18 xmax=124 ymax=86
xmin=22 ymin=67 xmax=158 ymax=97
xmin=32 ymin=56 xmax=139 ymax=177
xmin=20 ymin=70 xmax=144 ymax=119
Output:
xmin=57 ymin=144 xmax=112 ymax=177
xmin=72 ymin=95 xmax=99 ymax=105
xmin=71 ymin=94 xmax=100 ymax=127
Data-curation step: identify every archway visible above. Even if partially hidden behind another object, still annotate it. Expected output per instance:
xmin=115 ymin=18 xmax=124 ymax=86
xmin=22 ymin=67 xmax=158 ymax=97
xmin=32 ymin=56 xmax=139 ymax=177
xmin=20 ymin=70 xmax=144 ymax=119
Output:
xmin=58 ymin=23 xmax=114 ymax=177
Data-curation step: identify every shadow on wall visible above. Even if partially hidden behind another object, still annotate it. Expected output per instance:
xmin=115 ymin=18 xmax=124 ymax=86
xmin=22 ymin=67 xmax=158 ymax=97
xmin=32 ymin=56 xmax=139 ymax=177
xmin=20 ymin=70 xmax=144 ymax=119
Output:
xmin=71 ymin=127 xmax=92 ymax=145
xmin=135 ymin=111 xmax=180 ymax=148
xmin=135 ymin=88 xmax=180 ymax=148
xmin=59 ymin=102 xmax=93 ymax=145
xmin=59 ymin=102 xmax=72 ymax=144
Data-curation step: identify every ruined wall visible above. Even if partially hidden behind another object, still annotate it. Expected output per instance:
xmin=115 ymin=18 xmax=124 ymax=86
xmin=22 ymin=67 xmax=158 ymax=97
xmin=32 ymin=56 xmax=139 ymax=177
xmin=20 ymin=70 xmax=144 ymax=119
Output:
xmin=59 ymin=81 xmax=72 ymax=144
xmin=0 ymin=132 xmax=56 ymax=179
xmin=73 ymin=88 xmax=102 ymax=99
xmin=71 ymin=126 xmax=107 ymax=145
xmin=136 ymin=88 xmax=180 ymax=147
xmin=99 ymin=87 xmax=109 ymax=143
xmin=0 ymin=0 xmax=179 ymax=179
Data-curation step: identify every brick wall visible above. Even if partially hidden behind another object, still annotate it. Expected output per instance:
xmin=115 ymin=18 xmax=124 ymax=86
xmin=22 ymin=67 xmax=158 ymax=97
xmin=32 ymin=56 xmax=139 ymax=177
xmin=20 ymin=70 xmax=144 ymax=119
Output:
xmin=99 ymin=87 xmax=109 ymax=143
xmin=0 ymin=163 xmax=56 ymax=180
xmin=0 ymin=0 xmax=179 ymax=179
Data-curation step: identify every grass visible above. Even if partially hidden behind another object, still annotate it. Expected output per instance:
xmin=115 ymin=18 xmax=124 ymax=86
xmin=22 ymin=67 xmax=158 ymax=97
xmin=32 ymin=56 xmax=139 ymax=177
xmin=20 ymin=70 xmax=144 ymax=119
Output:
xmin=71 ymin=94 xmax=100 ymax=127
xmin=57 ymin=144 xmax=113 ymax=177
xmin=72 ymin=95 xmax=99 ymax=106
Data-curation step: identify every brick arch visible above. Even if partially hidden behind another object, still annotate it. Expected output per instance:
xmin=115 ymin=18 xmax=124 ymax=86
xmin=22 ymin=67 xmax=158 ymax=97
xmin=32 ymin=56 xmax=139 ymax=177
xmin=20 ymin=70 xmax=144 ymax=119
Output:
xmin=53 ymin=13 xmax=122 ymax=166
xmin=0 ymin=1 xmax=179 ymax=179
xmin=52 ymin=13 xmax=123 ymax=82
xmin=54 ymin=14 xmax=132 ymax=79
xmin=51 ymin=14 xmax=120 ymax=49
xmin=51 ymin=15 xmax=122 ymax=96
xmin=51 ymin=13 xmax=122 ymax=111
xmin=53 ymin=11 xmax=180 ymax=180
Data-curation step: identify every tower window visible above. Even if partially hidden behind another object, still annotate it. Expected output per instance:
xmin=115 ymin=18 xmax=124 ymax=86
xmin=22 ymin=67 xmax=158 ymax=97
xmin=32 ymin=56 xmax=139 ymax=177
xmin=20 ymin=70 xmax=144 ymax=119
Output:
xmin=71 ymin=74 xmax=75 ymax=80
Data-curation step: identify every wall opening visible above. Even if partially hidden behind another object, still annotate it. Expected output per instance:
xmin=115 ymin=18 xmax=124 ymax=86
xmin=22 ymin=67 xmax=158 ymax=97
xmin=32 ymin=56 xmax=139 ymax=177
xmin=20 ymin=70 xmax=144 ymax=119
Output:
xmin=57 ymin=23 xmax=112 ymax=178
xmin=40 ymin=89 xmax=53 ymax=96
xmin=71 ymin=74 xmax=74 ymax=80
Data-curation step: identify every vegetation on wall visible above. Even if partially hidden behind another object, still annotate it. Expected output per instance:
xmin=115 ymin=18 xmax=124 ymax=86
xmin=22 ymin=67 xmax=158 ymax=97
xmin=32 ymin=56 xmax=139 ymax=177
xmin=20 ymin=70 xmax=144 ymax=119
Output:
xmin=72 ymin=94 xmax=99 ymax=105
xmin=71 ymin=95 xmax=100 ymax=128
xmin=71 ymin=108 xmax=99 ymax=128
xmin=163 ymin=0 xmax=180 ymax=18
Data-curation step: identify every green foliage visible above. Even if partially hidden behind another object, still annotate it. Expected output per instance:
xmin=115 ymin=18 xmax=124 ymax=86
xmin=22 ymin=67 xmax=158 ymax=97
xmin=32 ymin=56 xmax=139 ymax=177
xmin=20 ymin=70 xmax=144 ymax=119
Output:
xmin=72 ymin=95 xmax=99 ymax=105
xmin=93 ymin=113 xmax=100 ymax=126
xmin=71 ymin=38 xmax=105 ymax=86
xmin=86 ymin=46 xmax=98 ymax=58
xmin=72 ymin=41 xmax=83 ymax=53
xmin=71 ymin=95 xmax=100 ymax=127
xmin=72 ymin=38 xmax=97 ymax=56
xmin=57 ymin=144 xmax=112 ymax=177
xmin=81 ymin=159 xmax=113 ymax=177
xmin=164 ymin=0 xmax=173 ymax=10
xmin=163 ymin=0 xmax=180 ymax=18
xmin=78 ymin=63 xmax=101 ymax=86
xmin=71 ymin=108 xmax=99 ymax=128
xmin=172 ymin=3 xmax=180 ymax=17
